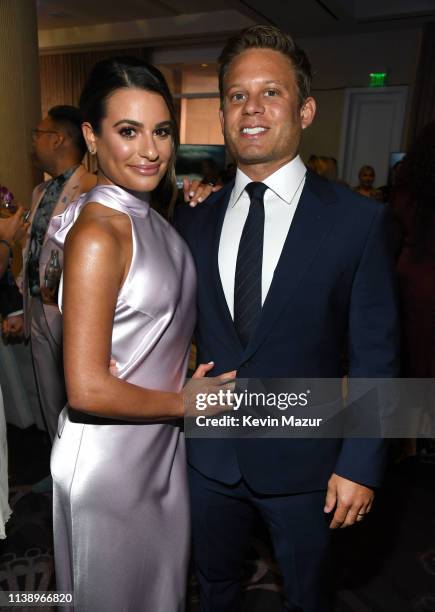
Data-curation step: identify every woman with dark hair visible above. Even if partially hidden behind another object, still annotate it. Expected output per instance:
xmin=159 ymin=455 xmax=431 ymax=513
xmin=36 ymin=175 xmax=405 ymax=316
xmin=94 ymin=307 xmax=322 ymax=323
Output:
xmin=391 ymin=123 xmax=435 ymax=378
xmin=0 ymin=207 xmax=26 ymax=539
xmin=49 ymin=57 xmax=232 ymax=611
xmin=390 ymin=122 xmax=435 ymax=458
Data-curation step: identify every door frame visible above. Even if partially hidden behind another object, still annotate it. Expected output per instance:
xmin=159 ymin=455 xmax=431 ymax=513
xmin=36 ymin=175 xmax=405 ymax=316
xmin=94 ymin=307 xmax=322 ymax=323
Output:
xmin=338 ymin=86 xmax=408 ymax=185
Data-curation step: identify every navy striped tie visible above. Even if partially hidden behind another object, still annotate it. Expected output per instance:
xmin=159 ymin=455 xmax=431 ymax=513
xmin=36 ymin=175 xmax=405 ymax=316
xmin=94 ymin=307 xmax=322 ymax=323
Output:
xmin=234 ymin=182 xmax=267 ymax=348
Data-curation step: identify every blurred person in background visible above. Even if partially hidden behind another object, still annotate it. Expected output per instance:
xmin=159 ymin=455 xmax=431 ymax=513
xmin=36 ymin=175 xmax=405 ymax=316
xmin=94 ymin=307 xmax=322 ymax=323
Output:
xmin=353 ymin=164 xmax=383 ymax=201
xmin=0 ymin=206 xmax=26 ymax=282
xmin=379 ymin=159 xmax=404 ymax=204
xmin=13 ymin=106 xmax=97 ymax=444
xmin=0 ymin=207 xmax=27 ymax=538
xmin=0 ymin=206 xmax=27 ymax=338
xmin=306 ymin=155 xmax=342 ymax=183
xmin=390 ymin=123 xmax=435 ymax=457
xmin=324 ymin=157 xmax=338 ymax=182
xmin=306 ymin=153 xmax=318 ymax=171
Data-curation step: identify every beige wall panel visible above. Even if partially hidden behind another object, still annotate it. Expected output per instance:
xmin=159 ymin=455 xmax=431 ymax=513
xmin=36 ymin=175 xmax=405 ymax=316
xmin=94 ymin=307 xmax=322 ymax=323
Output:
xmin=182 ymin=68 xmax=218 ymax=94
xmin=39 ymin=48 xmax=150 ymax=120
xmin=181 ymin=98 xmax=223 ymax=145
xmin=299 ymin=90 xmax=344 ymax=169
xmin=0 ymin=0 xmax=41 ymax=206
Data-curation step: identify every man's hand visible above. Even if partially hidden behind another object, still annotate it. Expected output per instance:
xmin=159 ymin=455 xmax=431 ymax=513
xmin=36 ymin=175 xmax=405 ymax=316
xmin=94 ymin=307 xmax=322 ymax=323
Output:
xmin=324 ymin=473 xmax=374 ymax=529
xmin=183 ymin=178 xmax=221 ymax=207
xmin=2 ymin=314 xmax=24 ymax=341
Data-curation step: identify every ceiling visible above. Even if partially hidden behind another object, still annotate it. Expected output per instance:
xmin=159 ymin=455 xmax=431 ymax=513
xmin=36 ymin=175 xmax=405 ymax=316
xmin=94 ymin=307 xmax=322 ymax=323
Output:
xmin=36 ymin=0 xmax=233 ymax=29
xmin=36 ymin=0 xmax=435 ymax=52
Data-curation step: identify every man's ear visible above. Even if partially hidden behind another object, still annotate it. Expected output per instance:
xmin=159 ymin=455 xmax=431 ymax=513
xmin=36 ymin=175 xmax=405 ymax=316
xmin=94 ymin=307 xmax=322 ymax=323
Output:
xmin=82 ymin=122 xmax=97 ymax=155
xmin=52 ymin=131 xmax=65 ymax=150
xmin=300 ymin=97 xmax=316 ymax=130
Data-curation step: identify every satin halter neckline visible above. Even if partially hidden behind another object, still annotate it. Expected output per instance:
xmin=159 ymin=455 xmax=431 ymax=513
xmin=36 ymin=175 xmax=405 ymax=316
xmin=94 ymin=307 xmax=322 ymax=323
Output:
xmin=88 ymin=184 xmax=151 ymax=219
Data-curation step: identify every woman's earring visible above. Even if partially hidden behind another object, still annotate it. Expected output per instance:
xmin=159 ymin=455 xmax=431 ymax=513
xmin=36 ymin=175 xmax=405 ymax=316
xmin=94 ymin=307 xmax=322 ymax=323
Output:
xmin=88 ymin=146 xmax=96 ymax=155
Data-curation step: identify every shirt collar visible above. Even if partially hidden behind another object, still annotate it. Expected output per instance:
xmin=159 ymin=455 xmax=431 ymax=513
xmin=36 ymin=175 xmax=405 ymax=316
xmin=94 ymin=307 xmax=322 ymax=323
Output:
xmin=53 ymin=164 xmax=80 ymax=182
xmin=230 ymin=155 xmax=306 ymax=207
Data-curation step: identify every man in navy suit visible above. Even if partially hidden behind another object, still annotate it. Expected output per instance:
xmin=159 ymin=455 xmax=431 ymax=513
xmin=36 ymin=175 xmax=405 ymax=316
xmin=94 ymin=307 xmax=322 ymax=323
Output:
xmin=176 ymin=25 xmax=399 ymax=612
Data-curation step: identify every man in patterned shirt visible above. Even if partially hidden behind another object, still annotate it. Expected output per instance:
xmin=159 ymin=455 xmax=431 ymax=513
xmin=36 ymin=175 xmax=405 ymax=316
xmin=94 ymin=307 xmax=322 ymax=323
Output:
xmin=13 ymin=106 xmax=96 ymax=441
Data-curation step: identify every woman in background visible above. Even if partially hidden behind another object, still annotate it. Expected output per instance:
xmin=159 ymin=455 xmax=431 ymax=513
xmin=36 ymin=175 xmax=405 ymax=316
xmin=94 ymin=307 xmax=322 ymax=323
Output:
xmin=390 ymin=123 xmax=435 ymax=377
xmin=390 ymin=123 xmax=435 ymax=458
xmin=50 ymin=57 xmax=232 ymax=611
xmin=353 ymin=164 xmax=383 ymax=201
xmin=0 ymin=207 xmax=27 ymax=537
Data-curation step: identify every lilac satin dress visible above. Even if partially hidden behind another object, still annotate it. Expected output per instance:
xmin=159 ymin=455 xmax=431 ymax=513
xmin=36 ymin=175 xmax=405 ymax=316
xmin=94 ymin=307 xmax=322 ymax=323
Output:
xmin=49 ymin=185 xmax=196 ymax=611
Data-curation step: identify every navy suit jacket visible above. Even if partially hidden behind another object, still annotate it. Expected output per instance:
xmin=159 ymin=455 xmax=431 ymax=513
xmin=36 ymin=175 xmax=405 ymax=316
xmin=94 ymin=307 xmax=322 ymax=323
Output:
xmin=175 ymin=170 xmax=399 ymax=494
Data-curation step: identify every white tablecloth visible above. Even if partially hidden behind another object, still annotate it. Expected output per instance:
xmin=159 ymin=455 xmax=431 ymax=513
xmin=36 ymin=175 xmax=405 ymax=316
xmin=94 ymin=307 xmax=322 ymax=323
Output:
xmin=0 ymin=385 xmax=12 ymax=538
xmin=0 ymin=339 xmax=45 ymax=430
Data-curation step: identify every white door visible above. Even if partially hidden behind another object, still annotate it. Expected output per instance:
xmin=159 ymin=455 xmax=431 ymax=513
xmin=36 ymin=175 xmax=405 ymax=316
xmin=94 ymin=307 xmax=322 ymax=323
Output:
xmin=338 ymin=87 xmax=408 ymax=187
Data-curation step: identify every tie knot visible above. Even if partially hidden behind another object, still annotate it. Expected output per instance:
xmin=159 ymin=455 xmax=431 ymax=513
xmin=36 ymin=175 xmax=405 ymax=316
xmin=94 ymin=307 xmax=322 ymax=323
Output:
xmin=245 ymin=182 xmax=267 ymax=201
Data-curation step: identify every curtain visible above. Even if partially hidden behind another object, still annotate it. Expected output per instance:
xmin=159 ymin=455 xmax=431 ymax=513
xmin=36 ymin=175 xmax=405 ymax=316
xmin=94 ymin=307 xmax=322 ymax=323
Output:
xmin=39 ymin=48 xmax=151 ymax=171
xmin=39 ymin=48 xmax=150 ymax=119
xmin=406 ymin=23 xmax=435 ymax=146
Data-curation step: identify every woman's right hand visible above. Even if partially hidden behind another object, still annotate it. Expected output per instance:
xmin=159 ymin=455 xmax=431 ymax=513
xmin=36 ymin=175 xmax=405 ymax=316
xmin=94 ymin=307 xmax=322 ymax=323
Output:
xmin=182 ymin=362 xmax=236 ymax=417
xmin=182 ymin=178 xmax=221 ymax=207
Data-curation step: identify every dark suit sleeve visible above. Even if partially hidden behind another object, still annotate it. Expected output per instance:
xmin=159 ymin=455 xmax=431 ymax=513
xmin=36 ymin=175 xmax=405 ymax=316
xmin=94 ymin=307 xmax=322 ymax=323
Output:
xmin=334 ymin=205 xmax=399 ymax=487
xmin=173 ymin=201 xmax=194 ymax=246
xmin=0 ymin=275 xmax=23 ymax=318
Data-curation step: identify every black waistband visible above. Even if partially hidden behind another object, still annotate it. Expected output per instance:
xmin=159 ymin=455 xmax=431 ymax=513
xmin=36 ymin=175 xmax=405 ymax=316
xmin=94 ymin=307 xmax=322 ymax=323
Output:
xmin=68 ymin=407 xmax=135 ymax=426
xmin=67 ymin=407 xmax=179 ymax=427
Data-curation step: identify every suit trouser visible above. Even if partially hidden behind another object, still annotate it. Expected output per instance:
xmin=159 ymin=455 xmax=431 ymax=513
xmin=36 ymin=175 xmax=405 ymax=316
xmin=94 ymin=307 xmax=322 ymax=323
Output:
xmin=30 ymin=298 xmax=66 ymax=441
xmin=189 ymin=466 xmax=333 ymax=612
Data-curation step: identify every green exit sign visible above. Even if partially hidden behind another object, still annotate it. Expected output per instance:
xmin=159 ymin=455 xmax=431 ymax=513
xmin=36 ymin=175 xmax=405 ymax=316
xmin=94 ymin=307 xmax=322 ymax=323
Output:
xmin=369 ymin=72 xmax=387 ymax=87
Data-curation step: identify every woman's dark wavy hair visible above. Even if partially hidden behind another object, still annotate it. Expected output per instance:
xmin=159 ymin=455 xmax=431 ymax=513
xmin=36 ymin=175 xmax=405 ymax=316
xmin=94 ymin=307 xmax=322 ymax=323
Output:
xmin=402 ymin=121 xmax=435 ymax=258
xmin=79 ymin=57 xmax=179 ymax=213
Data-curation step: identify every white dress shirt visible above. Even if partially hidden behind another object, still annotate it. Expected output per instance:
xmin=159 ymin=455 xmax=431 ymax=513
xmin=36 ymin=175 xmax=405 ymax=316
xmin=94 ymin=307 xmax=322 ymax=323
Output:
xmin=218 ymin=155 xmax=306 ymax=318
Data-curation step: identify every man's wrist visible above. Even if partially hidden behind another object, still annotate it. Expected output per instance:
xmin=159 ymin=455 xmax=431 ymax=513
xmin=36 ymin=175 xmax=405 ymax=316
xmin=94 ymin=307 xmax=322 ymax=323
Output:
xmin=175 ymin=392 xmax=185 ymax=418
xmin=7 ymin=310 xmax=23 ymax=318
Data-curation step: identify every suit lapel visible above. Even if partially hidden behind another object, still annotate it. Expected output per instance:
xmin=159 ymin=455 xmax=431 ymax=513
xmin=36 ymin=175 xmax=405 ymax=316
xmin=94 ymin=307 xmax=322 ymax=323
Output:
xmin=200 ymin=182 xmax=244 ymax=354
xmin=243 ymin=171 xmax=338 ymax=359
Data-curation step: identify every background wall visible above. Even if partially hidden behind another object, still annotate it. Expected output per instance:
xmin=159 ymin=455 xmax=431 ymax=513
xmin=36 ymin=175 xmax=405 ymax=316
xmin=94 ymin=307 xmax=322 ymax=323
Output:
xmin=155 ymin=29 xmax=421 ymax=169
xmin=0 ymin=0 xmax=41 ymax=206
xmin=299 ymin=29 xmax=420 ymax=166
xmin=38 ymin=28 xmax=421 ymax=178
xmin=177 ymin=66 xmax=223 ymax=145
xmin=39 ymin=48 xmax=150 ymax=119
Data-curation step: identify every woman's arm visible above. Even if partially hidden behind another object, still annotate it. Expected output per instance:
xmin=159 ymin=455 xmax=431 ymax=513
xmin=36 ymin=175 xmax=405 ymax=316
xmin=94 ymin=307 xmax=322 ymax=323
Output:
xmin=62 ymin=207 xmax=184 ymax=421
xmin=0 ymin=207 xmax=26 ymax=277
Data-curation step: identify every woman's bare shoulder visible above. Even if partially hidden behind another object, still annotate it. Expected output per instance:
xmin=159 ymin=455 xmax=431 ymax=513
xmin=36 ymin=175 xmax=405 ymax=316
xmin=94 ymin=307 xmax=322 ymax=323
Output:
xmin=66 ymin=202 xmax=125 ymax=257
